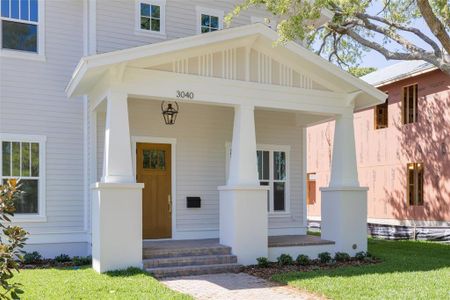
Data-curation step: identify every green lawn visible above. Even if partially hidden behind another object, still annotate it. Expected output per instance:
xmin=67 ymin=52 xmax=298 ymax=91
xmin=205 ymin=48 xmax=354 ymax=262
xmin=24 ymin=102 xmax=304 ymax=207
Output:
xmin=274 ymin=239 xmax=450 ymax=300
xmin=11 ymin=267 xmax=191 ymax=300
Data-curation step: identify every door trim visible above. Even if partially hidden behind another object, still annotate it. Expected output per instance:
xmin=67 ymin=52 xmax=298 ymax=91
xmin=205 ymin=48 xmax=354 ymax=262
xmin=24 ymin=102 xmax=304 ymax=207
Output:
xmin=132 ymin=136 xmax=177 ymax=240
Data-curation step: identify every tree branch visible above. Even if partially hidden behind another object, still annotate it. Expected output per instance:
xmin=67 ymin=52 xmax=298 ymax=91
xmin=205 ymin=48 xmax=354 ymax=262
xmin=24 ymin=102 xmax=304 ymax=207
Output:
xmin=356 ymin=13 xmax=443 ymax=57
xmin=416 ymin=0 xmax=450 ymax=54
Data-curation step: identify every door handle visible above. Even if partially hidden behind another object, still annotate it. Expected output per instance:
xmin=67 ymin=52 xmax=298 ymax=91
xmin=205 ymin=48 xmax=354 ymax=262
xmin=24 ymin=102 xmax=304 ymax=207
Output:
xmin=168 ymin=195 xmax=172 ymax=214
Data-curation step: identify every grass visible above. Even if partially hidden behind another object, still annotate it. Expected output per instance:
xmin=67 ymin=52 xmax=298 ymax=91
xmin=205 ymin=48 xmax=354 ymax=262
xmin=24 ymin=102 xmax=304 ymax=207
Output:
xmin=11 ymin=267 xmax=192 ymax=300
xmin=273 ymin=238 xmax=450 ymax=300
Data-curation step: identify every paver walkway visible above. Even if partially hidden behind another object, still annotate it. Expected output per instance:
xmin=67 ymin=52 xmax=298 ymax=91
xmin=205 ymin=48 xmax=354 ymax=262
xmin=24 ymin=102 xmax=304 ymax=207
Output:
xmin=161 ymin=272 xmax=323 ymax=300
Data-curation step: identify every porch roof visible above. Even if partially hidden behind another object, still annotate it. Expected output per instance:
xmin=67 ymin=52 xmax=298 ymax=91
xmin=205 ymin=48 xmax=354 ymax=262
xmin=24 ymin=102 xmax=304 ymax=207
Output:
xmin=66 ymin=23 xmax=386 ymax=111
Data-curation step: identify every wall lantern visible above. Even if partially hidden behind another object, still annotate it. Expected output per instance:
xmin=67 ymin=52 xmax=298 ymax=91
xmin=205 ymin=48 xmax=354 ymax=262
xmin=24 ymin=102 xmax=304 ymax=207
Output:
xmin=161 ymin=101 xmax=179 ymax=125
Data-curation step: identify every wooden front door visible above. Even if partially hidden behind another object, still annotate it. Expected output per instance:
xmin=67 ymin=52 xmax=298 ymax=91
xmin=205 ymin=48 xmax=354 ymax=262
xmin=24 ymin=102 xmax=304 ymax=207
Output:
xmin=136 ymin=143 xmax=172 ymax=239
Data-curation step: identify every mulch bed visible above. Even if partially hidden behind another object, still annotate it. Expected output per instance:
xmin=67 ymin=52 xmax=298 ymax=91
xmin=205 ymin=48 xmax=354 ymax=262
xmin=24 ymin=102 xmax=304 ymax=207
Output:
xmin=20 ymin=260 xmax=90 ymax=269
xmin=241 ymin=258 xmax=381 ymax=280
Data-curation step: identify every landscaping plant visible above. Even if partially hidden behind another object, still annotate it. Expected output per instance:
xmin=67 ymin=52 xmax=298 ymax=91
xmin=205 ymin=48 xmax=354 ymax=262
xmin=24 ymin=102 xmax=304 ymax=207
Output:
xmin=277 ymin=254 xmax=293 ymax=266
xmin=296 ymin=254 xmax=310 ymax=266
xmin=318 ymin=252 xmax=332 ymax=264
xmin=54 ymin=254 xmax=71 ymax=263
xmin=256 ymin=257 xmax=269 ymax=268
xmin=23 ymin=252 xmax=42 ymax=265
xmin=0 ymin=179 xmax=28 ymax=299
xmin=334 ymin=252 xmax=351 ymax=262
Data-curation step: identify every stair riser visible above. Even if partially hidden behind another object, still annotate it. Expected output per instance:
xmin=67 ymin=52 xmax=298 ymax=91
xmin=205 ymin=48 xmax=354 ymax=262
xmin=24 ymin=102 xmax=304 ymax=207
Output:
xmin=144 ymin=255 xmax=237 ymax=268
xmin=143 ymin=247 xmax=231 ymax=259
xmin=148 ymin=265 xmax=241 ymax=278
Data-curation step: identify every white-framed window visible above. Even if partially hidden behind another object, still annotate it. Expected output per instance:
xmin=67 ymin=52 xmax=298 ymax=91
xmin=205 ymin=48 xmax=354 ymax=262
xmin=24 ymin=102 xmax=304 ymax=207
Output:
xmin=251 ymin=16 xmax=277 ymax=30
xmin=0 ymin=133 xmax=46 ymax=222
xmin=0 ymin=0 xmax=45 ymax=60
xmin=196 ymin=6 xmax=223 ymax=34
xmin=226 ymin=143 xmax=290 ymax=214
xmin=135 ymin=0 xmax=166 ymax=37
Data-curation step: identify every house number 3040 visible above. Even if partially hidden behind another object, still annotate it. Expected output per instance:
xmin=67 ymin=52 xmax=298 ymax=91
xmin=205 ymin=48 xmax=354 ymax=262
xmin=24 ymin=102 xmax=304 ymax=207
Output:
xmin=176 ymin=90 xmax=194 ymax=99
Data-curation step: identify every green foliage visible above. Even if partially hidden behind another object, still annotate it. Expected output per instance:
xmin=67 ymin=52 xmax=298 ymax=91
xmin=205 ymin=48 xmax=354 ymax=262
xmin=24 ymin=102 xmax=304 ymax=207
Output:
xmin=277 ymin=254 xmax=294 ymax=266
xmin=0 ymin=179 xmax=28 ymax=299
xmin=229 ymin=0 xmax=450 ymax=74
xmin=296 ymin=254 xmax=310 ymax=266
xmin=318 ymin=252 xmax=332 ymax=264
xmin=72 ymin=256 xmax=92 ymax=266
xmin=256 ymin=257 xmax=270 ymax=268
xmin=348 ymin=67 xmax=377 ymax=77
xmin=54 ymin=254 xmax=71 ymax=263
xmin=334 ymin=252 xmax=351 ymax=262
xmin=23 ymin=252 xmax=42 ymax=265
xmin=354 ymin=251 xmax=367 ymax=260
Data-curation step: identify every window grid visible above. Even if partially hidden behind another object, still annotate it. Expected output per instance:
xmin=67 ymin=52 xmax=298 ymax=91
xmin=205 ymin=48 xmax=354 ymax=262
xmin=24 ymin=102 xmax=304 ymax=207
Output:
xmin=403 ymin=84 xmax=418 ymax=124
xmin=140 ymin=2 xmax=160 ymax=32
xmin=407 ymin=163 xmax=424 ymax=206
xmin=201 ymin=14 xmax=219 ymax=33
xmin=1 ymin=0 xmax=38 ymax=23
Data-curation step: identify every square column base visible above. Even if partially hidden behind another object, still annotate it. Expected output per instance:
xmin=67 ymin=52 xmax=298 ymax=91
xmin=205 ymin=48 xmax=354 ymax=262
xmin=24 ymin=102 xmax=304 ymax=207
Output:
xmin=320 ymin=187 xmax=368 ymax=255
xmin=218 ymin=185 xmax=269 ymax=265
xmin=91 ymin=182 xmax=144 ymax=273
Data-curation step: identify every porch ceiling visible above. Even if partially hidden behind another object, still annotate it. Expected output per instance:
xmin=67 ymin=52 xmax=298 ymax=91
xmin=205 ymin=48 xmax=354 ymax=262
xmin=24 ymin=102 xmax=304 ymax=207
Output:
xmin=66 ymin=23 xmax=386 ymax=111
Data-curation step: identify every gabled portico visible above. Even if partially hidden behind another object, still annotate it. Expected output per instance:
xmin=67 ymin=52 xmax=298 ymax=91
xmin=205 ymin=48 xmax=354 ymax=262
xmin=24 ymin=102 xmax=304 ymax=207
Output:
xmin=66 ymin=23 xmax=386 ymax=273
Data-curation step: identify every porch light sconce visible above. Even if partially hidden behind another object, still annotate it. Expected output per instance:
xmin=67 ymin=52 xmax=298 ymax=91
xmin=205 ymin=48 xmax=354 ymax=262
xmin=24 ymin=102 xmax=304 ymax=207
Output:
xmin=161 ymin=101 xmax=179 ymax=125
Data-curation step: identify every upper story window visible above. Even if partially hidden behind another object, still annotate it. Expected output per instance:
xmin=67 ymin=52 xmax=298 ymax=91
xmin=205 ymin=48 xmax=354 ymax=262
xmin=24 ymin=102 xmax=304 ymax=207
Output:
xmin=374 ymin=93 xmax=388 ymax=129
xmin=1 ymin=134 xmax=46 ymax=222
xmin=0 ymin=0 xmax=44 ymax=59
xmin=403 ymin=84 xmax=418 ymax=124
xmin=135 ymin=0 xmax=166 ymax=37
xmin=407 ymin=163 xmax=423 ymax=206
xmin=196 ymin=7 xmax=223 ymax=34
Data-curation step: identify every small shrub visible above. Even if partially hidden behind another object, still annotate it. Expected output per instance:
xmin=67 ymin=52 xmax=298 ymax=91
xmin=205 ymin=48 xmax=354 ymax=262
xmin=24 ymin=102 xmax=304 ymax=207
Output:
xmin=335 ymin=252 xmax=351 ymax=262
xmin=355 ymin=251 xmax=367 ymax=260
xmin=256 ymin=257 xmax=269 ymax=268
xmin=54 ymin=254 xmax=71 ymax=263
xmin=73 ymin=255 xmax=92 ymax=266
xmin=318 ymin=252 xmax=332 ymax=264
xmin=277 ymin=254 xmax=294 ymax=266
xmin=23 ymin=251 xmax=42 ymax=264
xmin=296 ymin=254 xmax=310 ymax=266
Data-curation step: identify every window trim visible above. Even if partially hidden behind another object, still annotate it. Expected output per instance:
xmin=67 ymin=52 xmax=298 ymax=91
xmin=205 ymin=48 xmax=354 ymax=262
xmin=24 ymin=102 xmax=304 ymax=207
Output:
xmin=407 ymin=162 xmax=424 ymax=206
xmin=0 ymin=0 xmax=46 ymax=61
xmin=195 ymin=6 xmax=223 ymax=35
xmin=134 ymin=0 xmax=166 ymax=38
xmin=402 ymin=83 xmax=418 ymax=125
xmin=374 ymin=92 xmax=388 ymax=130
xmin=225 ymin=143 xmax=291 ymax=215
xmin=0 ymin=133 xmax=47 ymax=222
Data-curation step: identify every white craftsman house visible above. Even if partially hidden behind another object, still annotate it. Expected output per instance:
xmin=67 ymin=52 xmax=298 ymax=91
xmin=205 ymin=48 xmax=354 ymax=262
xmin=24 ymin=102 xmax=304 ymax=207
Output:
xmin=1 ymin=0 xmax=385 ymax=275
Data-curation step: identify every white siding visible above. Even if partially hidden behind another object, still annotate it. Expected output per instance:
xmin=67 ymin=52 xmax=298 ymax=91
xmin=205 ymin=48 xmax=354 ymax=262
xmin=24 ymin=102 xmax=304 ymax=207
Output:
xmin=96 ymin=0 xmax=272 ymax=53
xmin=0 ymin=0 xmax=86 ymax=244
xmin=96 ymin=99 xmax=305 ymax=236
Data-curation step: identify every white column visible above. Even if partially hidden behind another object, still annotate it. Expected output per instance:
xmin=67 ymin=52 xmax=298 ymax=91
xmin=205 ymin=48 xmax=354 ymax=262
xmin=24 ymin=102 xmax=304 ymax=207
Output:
xmin=91 ymin=89 xmax=143 ymax=273
xmin=102 ymin=89 xmax=134 ymax=183
xmin=320 ymin=108 xmax=368 ymax=255
xmin=227 ymin=104 xmax=259 ymax=186
xmin=329 ymin=109 xmax=359 ymax=187
xmin=219 ymin=104 xmax=269 ymax=265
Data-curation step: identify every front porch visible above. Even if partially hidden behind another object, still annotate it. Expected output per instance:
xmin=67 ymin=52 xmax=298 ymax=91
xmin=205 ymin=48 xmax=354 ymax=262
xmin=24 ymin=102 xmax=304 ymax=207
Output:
xmin=143 ymin=235 xmax=334 ymax=278
xmin=66 ymin=24 xmax=386 ymax=273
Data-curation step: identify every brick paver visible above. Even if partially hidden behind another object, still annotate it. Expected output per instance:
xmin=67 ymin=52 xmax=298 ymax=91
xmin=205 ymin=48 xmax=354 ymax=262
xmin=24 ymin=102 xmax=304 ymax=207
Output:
xmin=161 ymin=272 xmax=323 ymax=300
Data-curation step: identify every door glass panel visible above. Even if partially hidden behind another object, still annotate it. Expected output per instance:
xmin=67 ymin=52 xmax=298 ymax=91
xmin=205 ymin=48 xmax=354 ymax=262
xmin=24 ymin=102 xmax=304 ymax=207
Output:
xmin=143 ymin=150 xmax=166 ymax=170
xmin=274 ymin=151 xmax=286 ymax=180
xmin=274 ymin=182 xmax=285 ymax=211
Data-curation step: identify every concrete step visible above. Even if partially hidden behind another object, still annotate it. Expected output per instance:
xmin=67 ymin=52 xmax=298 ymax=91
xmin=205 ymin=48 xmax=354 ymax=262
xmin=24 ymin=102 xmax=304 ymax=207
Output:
xmin=143 ymin=254 xmax=237 ymax=268
xmin=143 ymin=245 xmax=232 ymax=259
xmin=146 ymin=263 xmax=242 ymax=278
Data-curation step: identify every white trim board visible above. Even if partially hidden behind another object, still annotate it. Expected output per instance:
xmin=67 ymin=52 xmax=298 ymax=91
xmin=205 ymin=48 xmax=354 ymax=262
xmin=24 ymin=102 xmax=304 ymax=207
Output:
xmin=131 ymin=136 xmax=177 ymax=239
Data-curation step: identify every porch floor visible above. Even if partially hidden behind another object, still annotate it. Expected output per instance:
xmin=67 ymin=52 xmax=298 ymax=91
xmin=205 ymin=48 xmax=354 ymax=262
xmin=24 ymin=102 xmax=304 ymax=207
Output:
xmin=142 ymin=235 xmax=334 ymax=250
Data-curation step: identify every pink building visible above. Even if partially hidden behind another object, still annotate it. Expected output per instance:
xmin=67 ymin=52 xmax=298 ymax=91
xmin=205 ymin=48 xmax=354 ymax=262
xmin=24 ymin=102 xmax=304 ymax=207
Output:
xmin=307 ymin=61 xmax=450 ymax=239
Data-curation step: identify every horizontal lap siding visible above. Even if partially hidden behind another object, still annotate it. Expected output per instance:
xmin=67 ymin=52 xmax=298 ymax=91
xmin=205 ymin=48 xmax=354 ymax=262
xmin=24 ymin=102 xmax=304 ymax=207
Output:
xmin=96 ymin=0 xmax=270 ymax=53
xmin=0 ymin=1 xmax=85 ymax=234
xmin=98 ymin=100 xmax=304 ymax=234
